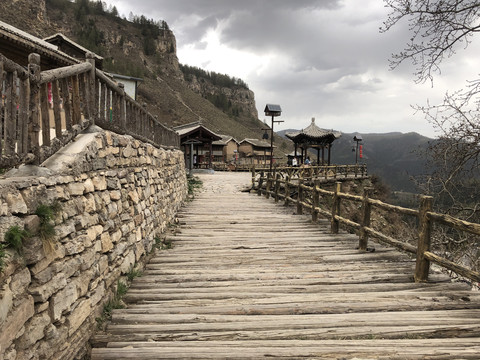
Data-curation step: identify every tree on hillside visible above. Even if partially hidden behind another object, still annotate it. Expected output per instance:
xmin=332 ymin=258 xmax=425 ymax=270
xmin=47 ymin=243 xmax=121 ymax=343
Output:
xmin=382 ymin=0 xmax=480 ymax=270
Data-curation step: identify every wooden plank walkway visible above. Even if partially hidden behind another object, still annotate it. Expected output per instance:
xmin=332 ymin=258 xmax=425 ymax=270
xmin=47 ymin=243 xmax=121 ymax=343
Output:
xmin=91 ymin=172 xmax=480 ymax=359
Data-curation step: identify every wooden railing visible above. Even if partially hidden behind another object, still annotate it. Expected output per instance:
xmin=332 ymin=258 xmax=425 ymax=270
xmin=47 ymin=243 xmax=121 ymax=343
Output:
xmin=252 ymin=164 xmax=368 ymax=183
xmin=0 ymin=52 xmax=179 ymax=169
xmin=253 ymin=169 xmax=480 ymax=285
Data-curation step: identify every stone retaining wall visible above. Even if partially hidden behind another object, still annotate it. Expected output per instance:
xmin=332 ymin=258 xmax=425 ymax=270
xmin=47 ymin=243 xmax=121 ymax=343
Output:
xmin=0 ymin=129 xmax=187 ymax=359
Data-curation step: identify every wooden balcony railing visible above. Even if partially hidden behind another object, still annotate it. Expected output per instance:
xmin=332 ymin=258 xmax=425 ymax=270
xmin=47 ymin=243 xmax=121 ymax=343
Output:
xmin=254 ymin=168 xmax=480 ymax=285
xmin=0 ymin=51 xmax=179 ymax=169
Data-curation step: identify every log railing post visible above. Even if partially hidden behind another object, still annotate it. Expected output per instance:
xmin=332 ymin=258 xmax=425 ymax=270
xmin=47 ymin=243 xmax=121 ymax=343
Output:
xmin=312 ymin=179 xmax=319 ymax=222
xmin=266 ymin=172 xmax=273 ymax=199
xmin=331 ymin=182 xmax=341 ymax=234
xmin=19 ymin=74 xmax=29 ymax=155
xmin=257 ymin=171 xmax=264 ymax=196
xmin=297 ymin=176 xmax=304 ymax=215
xmin=251 ymin=165 xmax=256 ymax=189
xmin=86 ymin=52 xmax=96 ymax=125
xmin=415 ymin=196 xmax=433 ymax=282
xmin=359 ymin=187 xmax=372 ymax=251
xmin=284 ymin=175 xmax=290 ymax=206
xmin=28 ymin=53 xmax=41 ymax=164
xmin=274 ymin=173 xmax=280 ymax=203
xmin=119 ymin=83 xmax=126 ymax=130
xmin=52 ymin=80 xmax=62 ymax=138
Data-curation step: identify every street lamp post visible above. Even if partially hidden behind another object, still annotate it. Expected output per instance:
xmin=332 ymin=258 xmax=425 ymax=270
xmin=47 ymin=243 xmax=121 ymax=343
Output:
xmin=264 ymin=104 xmax=283 ymax=172
xmin=353 ymin=135 xmax=362 ymax=165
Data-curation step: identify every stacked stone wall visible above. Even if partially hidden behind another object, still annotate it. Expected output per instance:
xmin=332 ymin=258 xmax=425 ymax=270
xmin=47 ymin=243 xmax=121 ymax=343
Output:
xmin=0 ymin=130 xmax=187 ymax=359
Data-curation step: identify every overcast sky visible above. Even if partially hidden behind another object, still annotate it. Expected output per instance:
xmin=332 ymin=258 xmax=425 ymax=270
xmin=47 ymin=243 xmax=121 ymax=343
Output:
xmin=104 ymin=0 xmax=480 ymax=138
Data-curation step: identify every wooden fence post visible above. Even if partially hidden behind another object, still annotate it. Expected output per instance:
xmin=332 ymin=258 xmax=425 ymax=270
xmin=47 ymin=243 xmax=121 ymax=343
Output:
xmin=19 ymin=74 xmax=29 ymax=155
xmin=257 ymin=171 xmax=264 ymax=196
xmin=52 ymin=80 xmax=62 ymax=138
xmin=274 ymin=173 xmax=280 ymax=203
xmin=359 ymin=187 xmax=372 ymax=251
xmin=251 ymin=165 xmax=256 ymax=189
xmin=415 ymin=196 xmax=433 ymax=282
xmin=265 ymin=172 xmax=271 ymax=199
xmin=284 ymin=175 xmax=290 ymax=206
xmin=312 ymin=179 xmax=319 ymax=222
xmin=331 ymin=182 xmax=341 ymax=234
xmin=86 ymin=52 xmax=96 ymax=125
xmin=28 ymin=53 xmax=41 ymax=164
xmin=119 ymin=83 xmax=126 ymax=130
xmin=297 ymin=176 xmax=304 ymax=215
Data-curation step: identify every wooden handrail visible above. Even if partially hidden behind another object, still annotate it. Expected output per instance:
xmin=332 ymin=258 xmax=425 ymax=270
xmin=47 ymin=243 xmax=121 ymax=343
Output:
xmin=254 ymin=167 xmax=480 ymax=285
xmin=39 ymin=62 xmax=92 ymax=84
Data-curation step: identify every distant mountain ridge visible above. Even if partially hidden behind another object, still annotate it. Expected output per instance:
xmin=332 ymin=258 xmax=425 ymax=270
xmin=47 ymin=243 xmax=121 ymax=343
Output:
xmin=278 ymin=129 xmax=433 ymax=192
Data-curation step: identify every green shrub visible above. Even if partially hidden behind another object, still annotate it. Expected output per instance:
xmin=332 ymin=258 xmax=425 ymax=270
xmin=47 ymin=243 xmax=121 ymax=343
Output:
xmin=0 ymin=243 xmax=8 ymax=273
xmin=4 ymin=226 xmax=29 ymax=255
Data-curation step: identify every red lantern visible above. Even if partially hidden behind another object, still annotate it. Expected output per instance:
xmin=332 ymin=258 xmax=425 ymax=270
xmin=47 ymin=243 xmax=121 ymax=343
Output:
xmin=359 ymin=145 xmax=363 ymax=159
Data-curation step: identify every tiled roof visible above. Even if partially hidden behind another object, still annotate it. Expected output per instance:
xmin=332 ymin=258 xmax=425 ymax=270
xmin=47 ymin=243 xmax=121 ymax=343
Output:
xmin=241 ymin=138 xmax=272 ymax=148
xmin=285 ymin=118 xmax=341 ymax=141
xmin=212 ymin=135 xmax=237 ymax=146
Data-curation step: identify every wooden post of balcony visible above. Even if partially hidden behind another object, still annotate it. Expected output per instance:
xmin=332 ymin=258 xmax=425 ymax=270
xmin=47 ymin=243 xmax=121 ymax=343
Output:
xmin=415 ymin=196 xmax=433 ymax=282
xmin=359 ymin=187 xmax=372 ymax=251
xmin=27 ymin=53 xmax=41 ymax=164
xmin=331 ymin=182 xmax=341 ymax=234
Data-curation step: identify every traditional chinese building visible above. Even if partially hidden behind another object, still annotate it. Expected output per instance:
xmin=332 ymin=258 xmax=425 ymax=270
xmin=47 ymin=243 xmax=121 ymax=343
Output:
xmin=212 ymin=135 xmax=239 ymax=163
xmin=238 ymin=138 xmax=274 ymax=165
xmin=174 ymin=121 xmax=222 ymax=170
xmin=285 ymin=118 xmax=341 ymax=165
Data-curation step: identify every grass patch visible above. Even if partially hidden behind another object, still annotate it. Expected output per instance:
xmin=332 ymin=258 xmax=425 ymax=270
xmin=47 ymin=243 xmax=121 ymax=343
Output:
xmin=35 ymin=202 xmax=61 ymax=254
xmin=187 ymin=175 xmax=203 ymax=196
xmin=4 ymin=225 xmax=30 ymax=255
xmin=126 ymin=266 xmax=143 ymax=282
xmin=96 ymin=280 xmax=128 ymax=329
xmin=0 ymin=243 xmax=8 ymax=273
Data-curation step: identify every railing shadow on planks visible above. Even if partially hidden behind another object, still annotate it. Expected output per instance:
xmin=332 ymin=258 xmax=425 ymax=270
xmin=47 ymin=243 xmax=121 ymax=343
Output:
xmin=252 ymin=166 xmax=480 ymax=285
xmin=0 ymin=51 xmax=179 ymax=169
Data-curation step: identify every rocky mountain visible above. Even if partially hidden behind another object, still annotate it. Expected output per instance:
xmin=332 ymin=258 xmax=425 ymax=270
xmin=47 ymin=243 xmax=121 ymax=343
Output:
xmin=0 ymin=0 xmax=292 ymax=153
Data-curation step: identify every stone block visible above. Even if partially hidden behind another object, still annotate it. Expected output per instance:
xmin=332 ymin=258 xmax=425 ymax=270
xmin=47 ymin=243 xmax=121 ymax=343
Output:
xmin=83 ymin=194 xmax=96 ymax=213
xmin=74 ymin=268 xmax=94 ymax=297
xmin=80 ymin=247 xmax=96 ymax=272
xmin=89 ymin=281 xmax=105 ymax=307
xmin=0 ymin=281 xmax=13 ymax=325
xmin=67 ymin=183 xmax=85 ymax=196
xmin=5 ymin=192 xmax=27 ymax=215
xmin=0 ymin=295 xmax=34 ymax=351
xmin=86 ymin=225 xmax=103 ymax=242
xmin=49 ymin=282 xmax=77 ymax=321
xmin=106 ymin=178 xmax=120 ymax=190
xmin=111 ymin=229 xmax=122 ymax=244
xmin=64 ymin=235 xmax=88 ymax=256
xmin=55 ymin=222 xmax=75 ymax=240
xmin=91 ymin=176 xmax=107 ymax=191
xmin=30 ymin=273 xmax=67 ymax=303
xmin=10 ymin=267 xmax=31 ymax=299
xmin=17 ymin=310 xmax=51 ymax=349
xmin=83 ymin=178 xmax=94 ymax=193
xmin=23 ymin=215 xmax=40 ymax=234
xmin=122 ymin=144 xmax=137 ymax=158
xmin=22 ymin=235 xmax=46 ymax=265
xmin=100 ymin=232 xmax=113 ymax=253
xmin=67 ymin=298 xmax=92 ymax=336
xmin=110 ymin=190 xmax=121 ymax=201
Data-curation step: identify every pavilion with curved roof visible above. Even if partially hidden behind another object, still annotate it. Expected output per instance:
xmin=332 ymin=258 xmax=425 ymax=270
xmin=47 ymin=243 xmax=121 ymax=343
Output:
xmin=285 ymin=118 xmax=341 ymax=165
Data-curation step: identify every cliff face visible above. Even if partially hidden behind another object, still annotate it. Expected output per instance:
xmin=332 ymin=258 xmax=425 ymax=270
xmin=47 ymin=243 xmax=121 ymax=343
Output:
xmin=0 ymin=0 xmax=49 ymax=36
xmin=185 ymin=75 xmax=259 ymax=120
